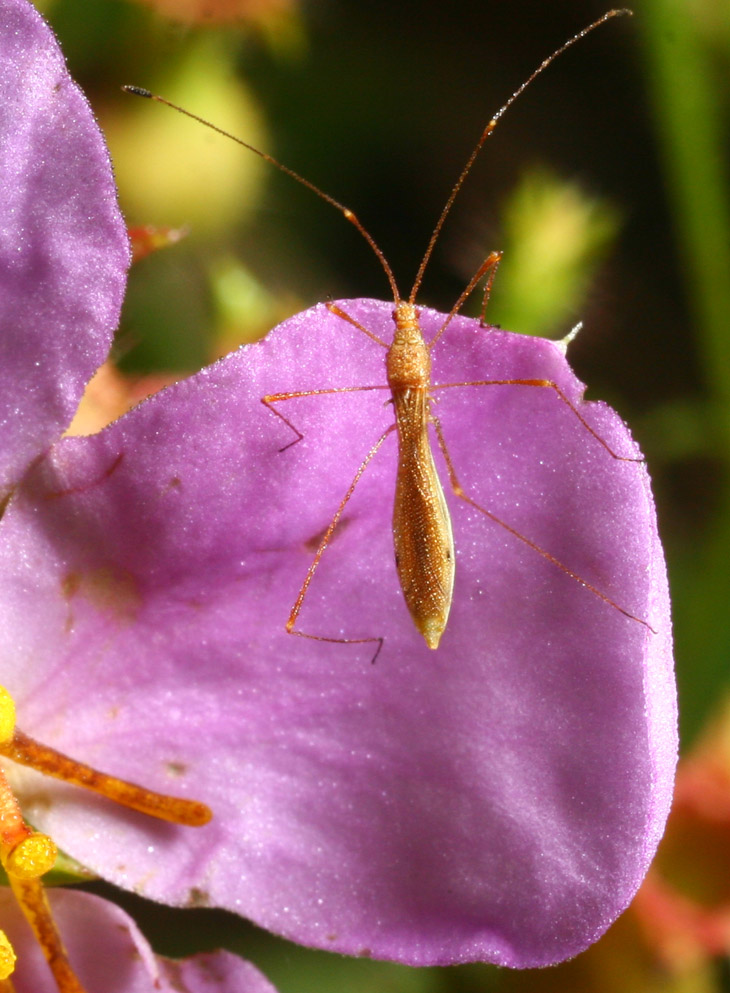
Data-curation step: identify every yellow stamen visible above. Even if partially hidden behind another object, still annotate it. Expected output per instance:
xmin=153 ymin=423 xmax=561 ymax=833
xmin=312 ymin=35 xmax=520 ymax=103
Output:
xmin=0 ymin=931 xmax=16 ymax=980
xmin=0 ymin=684 xmax=211 ymax=990
xmin=0 ymin=689 xmax=15 ymax=747
xmin=0 ymin=763 xmax=84 ymax=989
xmin=4 ymin=833 xmax=57 ymax=880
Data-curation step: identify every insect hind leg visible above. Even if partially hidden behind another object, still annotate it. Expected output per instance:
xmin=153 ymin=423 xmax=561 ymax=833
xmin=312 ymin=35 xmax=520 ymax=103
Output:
xmin=428 ymin=413 xmax=655 ymax=633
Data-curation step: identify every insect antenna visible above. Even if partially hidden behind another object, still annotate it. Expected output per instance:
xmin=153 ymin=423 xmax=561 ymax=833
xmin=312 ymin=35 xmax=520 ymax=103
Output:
xmin=122 ymin=85 xmax=402 ymax=304
xmin=407 ymin=8 xmax=632 ymax=306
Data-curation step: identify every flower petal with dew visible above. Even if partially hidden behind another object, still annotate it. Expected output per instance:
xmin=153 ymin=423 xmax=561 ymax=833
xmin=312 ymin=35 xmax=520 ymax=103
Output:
xmin=0 ymin=887 xmax=277 ymax=993
xmin=0 ymin=2 xmax=273 ymax=989
xmin=0 ymin=0 xmax=128 ymax=499
xmin=0 ymin=297 xmax=677 ymax=968
xmin=0 ymin=648 xmax=213 ymax=989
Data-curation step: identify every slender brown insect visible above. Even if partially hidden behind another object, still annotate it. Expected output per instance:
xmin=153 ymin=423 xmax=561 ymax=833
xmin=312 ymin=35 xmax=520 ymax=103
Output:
xmin=125 ymin=8 xmax=647 ymax=654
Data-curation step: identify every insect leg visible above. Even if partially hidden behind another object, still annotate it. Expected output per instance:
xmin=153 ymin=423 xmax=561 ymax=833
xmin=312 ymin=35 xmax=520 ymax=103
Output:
xmin=429 ymin=251 xmax=503 ymax=350
xmin=431 ymin=378 xmax=643 ymax=462
xmin=262 ymin=385 xmax=390 ymax=451
xmin=326 ymin=303 xmax=390 ymax=347
xmin=285 ymin=424 xmax=396 ymax=662
xmin=478 ymin=253 xmax=503 ymax=326
xmin=428 ymin=412 xmax=654 ymax=632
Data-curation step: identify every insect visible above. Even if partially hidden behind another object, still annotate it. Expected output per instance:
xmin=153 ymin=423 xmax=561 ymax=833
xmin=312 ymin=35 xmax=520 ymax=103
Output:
xmin=125 ymin=8 xmax=648 ymax=655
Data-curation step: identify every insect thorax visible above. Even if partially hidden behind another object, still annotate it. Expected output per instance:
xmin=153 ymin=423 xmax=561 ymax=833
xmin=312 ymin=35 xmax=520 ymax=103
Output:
xmin=387 ymin=302 xmax=431 ymax=390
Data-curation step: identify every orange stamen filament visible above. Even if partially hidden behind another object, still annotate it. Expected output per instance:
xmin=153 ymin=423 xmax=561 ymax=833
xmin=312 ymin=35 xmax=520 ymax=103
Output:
xmin=0 ymin=767 xmax=33 ymax=860
xmin=0 ymin=764 xmax=63 ymax=987
xmin=1 ymin=729 xmax=211 ymax=827
xmin=0 ymin=684 xmax=212 ymax=989
xmin=8 ymin=876 xmax=86 ymax=993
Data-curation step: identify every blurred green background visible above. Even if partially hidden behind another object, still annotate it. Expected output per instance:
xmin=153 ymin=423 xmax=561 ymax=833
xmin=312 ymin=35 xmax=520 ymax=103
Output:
xmin=35 ymin=0 xmax=730 ymax=989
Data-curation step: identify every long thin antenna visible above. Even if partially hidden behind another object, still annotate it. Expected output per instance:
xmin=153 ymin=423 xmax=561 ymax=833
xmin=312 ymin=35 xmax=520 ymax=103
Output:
xmin=407 ymin=8 xmax=632 ymax=305
xmin=122 ymin=85 xmax=402 ymax=304
xmin=124 ymin=8 xmax=631 ymax=312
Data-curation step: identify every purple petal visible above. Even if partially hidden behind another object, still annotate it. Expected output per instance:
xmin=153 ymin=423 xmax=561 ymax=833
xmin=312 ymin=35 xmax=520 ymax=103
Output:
xmin=0 ymin=0 xmax=129 ymax=496
xmin=158 ymin=951 xmax=278 ymax=993
xmin=0 ymin=300 xmax=676 ymax=967
xmin=0 ymin=888 xmax=277 ymax=992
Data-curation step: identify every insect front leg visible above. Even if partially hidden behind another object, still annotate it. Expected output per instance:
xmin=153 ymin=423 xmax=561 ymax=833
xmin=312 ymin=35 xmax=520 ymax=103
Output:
xmin=478 ymin=252 xmax=503 ymax=327
xmin=262 ymin=385 xmax=390 ymax=451
xmin=429 ymin=251 xmax=503 ymax=349
xmin=325 ymin=302 xmax=390 ymax=348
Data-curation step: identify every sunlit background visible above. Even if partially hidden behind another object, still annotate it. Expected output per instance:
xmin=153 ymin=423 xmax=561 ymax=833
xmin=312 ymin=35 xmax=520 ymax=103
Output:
xmin=32 ymin=0 xmax=730 ymax=989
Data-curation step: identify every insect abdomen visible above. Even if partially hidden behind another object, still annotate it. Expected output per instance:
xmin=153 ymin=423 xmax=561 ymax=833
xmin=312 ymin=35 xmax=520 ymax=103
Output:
xmin=392 ymin=390 xmax=455 ymax=649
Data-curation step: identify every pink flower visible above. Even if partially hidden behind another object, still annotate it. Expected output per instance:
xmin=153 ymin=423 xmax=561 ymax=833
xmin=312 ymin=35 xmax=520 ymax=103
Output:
xmin=4 ymin=293 xmax=676 ymax=967
xmin=0 ymin=0 xmax=677 ymax=983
